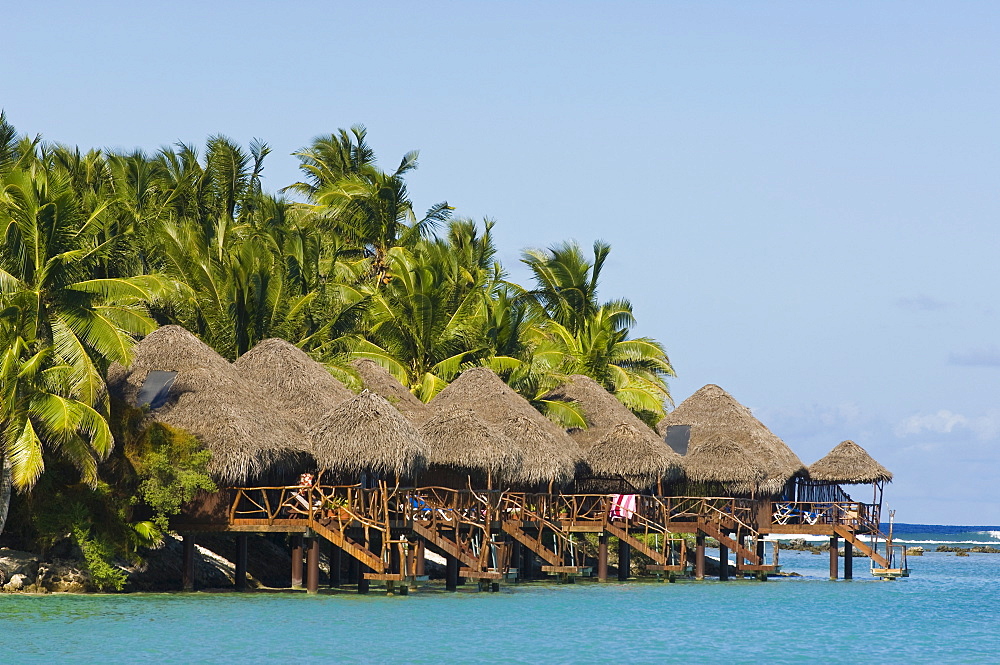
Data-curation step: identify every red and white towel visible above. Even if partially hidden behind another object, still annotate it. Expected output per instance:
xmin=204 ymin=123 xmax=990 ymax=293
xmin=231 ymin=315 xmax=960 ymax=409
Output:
xmin=610 ymin=494 xmax=637 ymax=520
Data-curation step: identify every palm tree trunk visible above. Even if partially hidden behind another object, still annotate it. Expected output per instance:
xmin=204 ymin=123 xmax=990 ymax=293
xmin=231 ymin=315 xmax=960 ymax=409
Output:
xmin=0 ymin=455 xmax=12 ymax=537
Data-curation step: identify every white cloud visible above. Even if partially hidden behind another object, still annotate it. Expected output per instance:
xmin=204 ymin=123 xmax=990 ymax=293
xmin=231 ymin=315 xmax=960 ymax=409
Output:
xmin=894 ymin=409 xmax=1000 ymax=441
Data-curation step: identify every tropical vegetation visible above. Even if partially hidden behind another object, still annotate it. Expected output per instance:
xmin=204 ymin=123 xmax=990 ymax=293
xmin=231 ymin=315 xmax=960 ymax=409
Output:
xmin=0 ymin=112 xmax=673 ymax=579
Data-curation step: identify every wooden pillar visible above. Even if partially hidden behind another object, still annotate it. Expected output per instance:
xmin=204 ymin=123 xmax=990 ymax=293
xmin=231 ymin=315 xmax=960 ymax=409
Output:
xmin=415 ymin=540 xmax=426 ymax=576
xmin=597 ymin=533 xmax=609 ymax=581
xmin=695 ymin=533 xmax=707 ymax=580
xmin=446 ymin=554 xmax=460 ymax=591
xmin=348 ymin=554 xmax=359 ymax=584
xmin=521 ymin=546 xmax=533 ymax=580
xmin=510 ymin=541 xmax=522 ymax=580
xmin=330 ymin=542 xmax=342 ymax=587
xmin=182 ymin=534 xmax=195 ymax=591
xmin=234 ymin=534 xmax=248 ymax=591
xmin=844 ymin=541 xmax=853 ymax=580
xmin=617 ymin=538 xmax=631 ymax=581
xmin=829 ymin=535 xmax=839 ymax=580
xmin=390 ymin=541 xmax=401 ymax=575
xmin=290 ymin=535 xmax=304 ymax=588
xmin=306 ymin=537 xmax=320 ymax=594
xmin=718 ymin=542 xmax=729 ymax=581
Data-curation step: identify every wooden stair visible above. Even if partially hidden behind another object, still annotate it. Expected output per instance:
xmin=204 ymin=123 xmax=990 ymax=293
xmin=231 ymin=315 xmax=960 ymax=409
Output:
xmin=833 ymin=525 xmax=890 ymax=568
xmin=604 ymin=523 xmax=670 ymax=566
xmin=411 ymin=521 xmax=480 ymax=569
xmin=699 ymin=523 xmax=762 ymax=566
xmin=311 ymin=520 xmax=386 ymax=572
xmin=501 ymin=521 xmax=564 ymax=567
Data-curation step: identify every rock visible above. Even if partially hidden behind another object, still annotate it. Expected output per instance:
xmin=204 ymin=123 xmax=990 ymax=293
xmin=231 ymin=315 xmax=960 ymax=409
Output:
xmin=4 ymin=573 xmax=29 ymax=591
xmin=0 ymin=548 xmax=40 ymax=583
xmin=905 ymin=547 xmax=924 ymax=556
xmin=956 ymin=550 xmax=970 ymax=557
xmin=35 ymin=560 xmax=92 ymax=593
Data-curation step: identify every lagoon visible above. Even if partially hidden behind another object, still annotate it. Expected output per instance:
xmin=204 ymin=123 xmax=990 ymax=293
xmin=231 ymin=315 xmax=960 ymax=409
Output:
xmin=2 ymin=548 xmax=998 ymax=664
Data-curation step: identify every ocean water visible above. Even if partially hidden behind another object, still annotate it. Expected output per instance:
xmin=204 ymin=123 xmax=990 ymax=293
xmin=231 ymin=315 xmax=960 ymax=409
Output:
xmin=2 ymin=527 xmax=999 ymax=664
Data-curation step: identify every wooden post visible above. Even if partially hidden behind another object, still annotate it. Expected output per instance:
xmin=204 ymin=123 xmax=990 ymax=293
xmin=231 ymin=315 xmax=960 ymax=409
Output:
xmin=844 ymin=541 xmax=853 ymax=580
xmin=415 ymin=540 xmax=426 ymax=576
xmin=446 ymin=554 xmax=460 ymax=591
xmin=617 ymin=538 xmax=631 ymax=581
xmin=306 ymin=537 xmax=320 ymax=594
xmin=695 ymin=532 xmax=706 ymax=580
xmin=290 ymin=535 xmax=304 ymax=588
xmin=598 ymin=533 xmax=609 ymax=582
xmin=829 ymin=535 xmax=839 ymax=580
xmin=234 ymin=534 xmax=248 ymax=591
xmin=348 ymin=554 xmax=359 ymax=585
xmin=390 ymin=541 xmax=401 ymax=575
xmin=182 ymin=534 xmax=195 ymax=591
xmin=718 ymin=542 xmax=729 ymax=581
xmin=521 ymin=546 xmax=533 ymax=580
xmin=330 ymin=542 xmax=342 ymax=587
xmin=756 ymin=539 xmax=766 ymax=580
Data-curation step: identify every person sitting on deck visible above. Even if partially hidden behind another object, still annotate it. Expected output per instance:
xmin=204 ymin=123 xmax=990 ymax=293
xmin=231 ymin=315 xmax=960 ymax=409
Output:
xmin=285 ymin=473 xmax=321 ymax=517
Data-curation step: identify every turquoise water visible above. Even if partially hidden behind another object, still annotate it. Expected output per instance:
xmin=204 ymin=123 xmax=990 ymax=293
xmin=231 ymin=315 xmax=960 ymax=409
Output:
xmin=2 ymin=548 xmax=998 ymax=663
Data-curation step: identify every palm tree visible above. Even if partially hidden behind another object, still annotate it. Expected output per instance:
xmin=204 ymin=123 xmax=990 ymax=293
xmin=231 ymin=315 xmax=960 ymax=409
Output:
xmin=0 ymin=159 xmax=168 ymax=525
xmin=520 ymin=240 xmax=675 ymax=421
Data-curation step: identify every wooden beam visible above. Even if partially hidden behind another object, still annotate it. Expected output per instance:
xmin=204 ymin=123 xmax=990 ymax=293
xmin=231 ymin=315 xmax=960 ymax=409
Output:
xmin=618 ymin=538 xmax=631 ymax=581
xmin=829 ymin=535 xmax=839 ymax=580
xmin=844 ymin=541 xmax=854 ymax=580
xmin=182 ymin=534 xmax=195 ymax=591
xmin=446 ymin=555 xmax=459 ymax=591
xmin=290 ymin=535 xmax=303 ymax=589
xmin=695 ymin=532 xmax=705 ymax=580
xmin=234 ymin=534 xmax=248 ymax=591
xmin=597 ymin=533 xmax=609 ymax=582
xmin=330 ymin=541 xmax=342 ymax=587
xmin=719 ymin=542 xmax=729 ymax=581
xmin=306 ymin=537 xmax=320 ymax=594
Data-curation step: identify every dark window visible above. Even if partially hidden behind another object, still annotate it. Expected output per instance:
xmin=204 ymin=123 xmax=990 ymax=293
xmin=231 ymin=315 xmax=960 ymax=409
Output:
xmin=665 ymin=425 xmax=690 ymax=456
xmin=136 ymin=370 xmax=178 ymax=409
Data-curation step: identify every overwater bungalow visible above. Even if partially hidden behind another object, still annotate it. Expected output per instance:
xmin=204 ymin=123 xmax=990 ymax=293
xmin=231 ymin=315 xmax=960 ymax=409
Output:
xmin=133 ymin=329 xmax=907 ymax=592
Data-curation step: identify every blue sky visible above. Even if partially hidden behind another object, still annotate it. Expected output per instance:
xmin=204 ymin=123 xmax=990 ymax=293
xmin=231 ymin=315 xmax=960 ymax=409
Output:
xmin=4 ymin=1 xmax=998 ymax=523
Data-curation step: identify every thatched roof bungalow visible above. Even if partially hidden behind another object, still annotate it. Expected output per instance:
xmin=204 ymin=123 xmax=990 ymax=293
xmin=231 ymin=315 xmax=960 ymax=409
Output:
xmin=429 ymin=367 xmax=584 ymax=486
xmin=107 ymin=326 xmax=309 ymax=486
xmin=420 ymin=408 xmax=524 ymax=488
xmin=809 ymin=440 xmax=892 ymax=485
xmin=681 ymin=433 xmax=767 ymax=496
xmin=657 ymin=384 xmax=806 ymax=496
xmin=308 ymin=390 xmax=428 ymax=481
xmin=497 ymin=416 xmax=579 ymax=487
xmin=583 ymin=423 xmax=683 ymax=493
xmin=235 ymin=338 xmax=354 ymax=426
xmin=349 ymin=358 xmax=428 ymax=425
xmin=543 ymin=374 xmax=661 ymax=451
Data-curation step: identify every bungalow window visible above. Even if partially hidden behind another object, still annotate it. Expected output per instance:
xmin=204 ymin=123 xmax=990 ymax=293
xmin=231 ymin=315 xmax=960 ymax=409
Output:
xmin=665 ymin=425 xmax=690 ymax=456
xmin=136 ymin=370 xmax=178 ymax=409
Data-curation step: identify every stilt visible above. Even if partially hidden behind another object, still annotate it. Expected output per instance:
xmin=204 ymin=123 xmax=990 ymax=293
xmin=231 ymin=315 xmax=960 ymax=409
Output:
xmin=719 ymin=542 xmax=729 ymax=581
xmin=348 ymin=554 xmax=359 ymax=584
xmin=756 ymin=539 xmax=767 ymax=581
xmin=511 ymin=541 xmax=523 ymax=580
xmin=234 ymin=534 xmax=248 ymax=591
xmin=521 ymin=546 xmax=533 ymax=580
xmin=306 ymin=537 xmax=320 ymax=594
xmin=290 ymin=535 xmax=304 ymax=588
xmin=617 ymin=538 xmax=631 ymax=581
xmin=182 ymin=534 xmax=195 ymax=591
xmin=330 ymin=542 xmax=342 ymax=587
xmin=695 ymin=532 xmax=706 ymax=580
xmin=829 ymin=535 xmax=839 ymax=580
xmin=446 ymin=554 xmax=460 ymax=591
xmin=598 ymin=533 xmax=609 ymax=582
xmin=844 ymin=541 xmax=853 ymax=580
xmin=415 ymin=540 xmax=426 ymax=577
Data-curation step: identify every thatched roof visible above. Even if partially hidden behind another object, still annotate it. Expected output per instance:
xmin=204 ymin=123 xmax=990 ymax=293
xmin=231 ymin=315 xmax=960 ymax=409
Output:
xmin=420 ymin=408 xmax=523 ymax=483
xmin=308 ymin=390 xmax=428 ymax=478
xmin=497 ymin=416 xmax=580 ymax=486
xmin=585 ymin=423 xmax=683 ymax=491
xmin=682 ymin=433 xmax=767 ymax=495
xmin=430 ymin=366 xmax=582 ymax=451
xmin=657 ymin=384 xmax=805 ymax=494
xmin=235 ymin=338 xmax=354 ymax=425
xmin=543 ymin=374 xmax=660 ymax=451
xmin=107 ymin=326 xmax=309 ymax=485
xmin=809 ymin=440 xmax=893 ymax=484
xmin=349 ymin=358 xmax=428 ymax=424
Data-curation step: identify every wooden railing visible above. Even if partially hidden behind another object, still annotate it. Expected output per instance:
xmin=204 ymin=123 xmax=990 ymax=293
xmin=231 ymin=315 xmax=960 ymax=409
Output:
xmin=769 ymin=501 xmax=879 ymax=532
